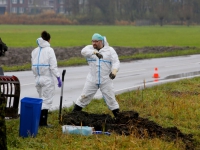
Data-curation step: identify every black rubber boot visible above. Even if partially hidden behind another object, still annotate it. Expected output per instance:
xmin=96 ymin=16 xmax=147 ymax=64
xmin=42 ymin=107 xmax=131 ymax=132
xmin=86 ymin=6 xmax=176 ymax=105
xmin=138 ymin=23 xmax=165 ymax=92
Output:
xmin=72 ymin=104 xmax=82 ymax=112
xmin=39 ymin=109 xmax=46 ymax=126
xmin=112 ymin=109 xmax=120 ymax=117
xmin=39 ymin=109 xmax=52 ymax=128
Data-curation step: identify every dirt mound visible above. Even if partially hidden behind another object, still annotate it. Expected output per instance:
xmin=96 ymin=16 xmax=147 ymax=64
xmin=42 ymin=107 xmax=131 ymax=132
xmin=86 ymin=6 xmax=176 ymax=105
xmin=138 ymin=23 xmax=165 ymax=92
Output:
xmin=62 ymin=110 xmax=194 ymax=150
xmin=0 ymin=46 xmax=196 ymax=66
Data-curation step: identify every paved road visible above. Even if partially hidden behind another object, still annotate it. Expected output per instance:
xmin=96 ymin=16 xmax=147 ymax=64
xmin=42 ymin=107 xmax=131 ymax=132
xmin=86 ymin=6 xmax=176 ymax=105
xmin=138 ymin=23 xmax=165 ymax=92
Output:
xmin=4 ymin=54 xmax=200 ymax=112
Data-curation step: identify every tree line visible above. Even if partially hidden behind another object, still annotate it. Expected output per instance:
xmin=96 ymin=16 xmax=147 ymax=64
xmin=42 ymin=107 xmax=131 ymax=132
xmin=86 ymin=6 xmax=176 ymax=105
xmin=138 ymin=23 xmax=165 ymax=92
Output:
xmin=63 ymin=0 xmax=200 ymax=26
xmin=2 ymin=0 xmax=200 ymax=25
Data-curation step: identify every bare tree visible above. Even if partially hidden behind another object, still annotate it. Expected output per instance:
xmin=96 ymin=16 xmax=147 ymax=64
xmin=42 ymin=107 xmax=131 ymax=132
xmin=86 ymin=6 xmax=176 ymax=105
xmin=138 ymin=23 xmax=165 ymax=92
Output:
xmin=183 ymin=0 xmax=193 ymax=26
xmin=175 ymin=2 xmax=185 ymax=25
xmin=87 ymin=0 xmax=115 ymax=24
xmin=71 ymin=0 xmax=79 ymax=16
xmin=153 ymin=0 xmax=170 ymax=26
xmin=63 ymin=0 xmax=200 ymax=25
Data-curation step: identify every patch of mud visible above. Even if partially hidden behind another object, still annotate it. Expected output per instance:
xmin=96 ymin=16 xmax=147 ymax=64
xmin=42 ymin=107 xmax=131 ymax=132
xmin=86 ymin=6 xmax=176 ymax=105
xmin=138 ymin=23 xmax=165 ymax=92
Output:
xmin=62 ymin=110 xmax=195 ymax=150
xmin=170 ymin=90 xmax=200 ymax=97
xmin=0 ymin=46 xmax=197 ymax=66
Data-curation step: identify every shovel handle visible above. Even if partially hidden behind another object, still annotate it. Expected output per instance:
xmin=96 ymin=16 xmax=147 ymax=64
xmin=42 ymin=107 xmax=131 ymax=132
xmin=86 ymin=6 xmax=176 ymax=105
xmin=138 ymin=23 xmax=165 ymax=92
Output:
xmin=62 ymin=70 xmax=66 ymax=82
xmin=59 ymin=69 xmax=66 ymax=123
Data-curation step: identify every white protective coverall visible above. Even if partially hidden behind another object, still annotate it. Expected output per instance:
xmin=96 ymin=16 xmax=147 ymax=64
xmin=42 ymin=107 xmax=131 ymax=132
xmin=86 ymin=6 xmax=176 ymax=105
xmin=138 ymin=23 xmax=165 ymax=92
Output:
xmin=31 ymin=37 xmax=60 ymax=109
xmin=75 ymin=37 xmax=120 ymax=110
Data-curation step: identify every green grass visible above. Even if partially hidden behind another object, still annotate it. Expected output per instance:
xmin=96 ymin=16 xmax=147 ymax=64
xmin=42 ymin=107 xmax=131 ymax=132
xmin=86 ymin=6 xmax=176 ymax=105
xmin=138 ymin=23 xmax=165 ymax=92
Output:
xmin=6 ymin=77 xmax=200 ymax=149
xmin=1 ymin=25 xmax=200 ymax=47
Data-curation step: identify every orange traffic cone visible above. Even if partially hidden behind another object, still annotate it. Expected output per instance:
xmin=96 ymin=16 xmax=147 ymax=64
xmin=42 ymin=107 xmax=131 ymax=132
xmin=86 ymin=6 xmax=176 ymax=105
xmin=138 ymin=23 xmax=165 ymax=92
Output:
xmin=152 ymin=67 xmax=160 ymax=78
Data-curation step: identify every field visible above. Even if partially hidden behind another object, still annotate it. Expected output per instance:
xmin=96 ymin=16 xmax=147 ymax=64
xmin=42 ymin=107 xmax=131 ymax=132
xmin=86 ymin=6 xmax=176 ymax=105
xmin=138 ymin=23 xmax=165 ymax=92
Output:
xmin=0 ymin=25 xmax=200 ymax=48
xmin=1 ymin=25 xmax=200 ymax=149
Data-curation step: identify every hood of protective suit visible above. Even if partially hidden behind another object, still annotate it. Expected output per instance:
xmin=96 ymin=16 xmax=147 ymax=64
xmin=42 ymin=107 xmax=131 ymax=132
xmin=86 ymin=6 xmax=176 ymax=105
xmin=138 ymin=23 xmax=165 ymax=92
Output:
xmin=103 ymin=36 xmax=109 ymax=47
xmin=36 ymin=37 xmax=50 ymax=48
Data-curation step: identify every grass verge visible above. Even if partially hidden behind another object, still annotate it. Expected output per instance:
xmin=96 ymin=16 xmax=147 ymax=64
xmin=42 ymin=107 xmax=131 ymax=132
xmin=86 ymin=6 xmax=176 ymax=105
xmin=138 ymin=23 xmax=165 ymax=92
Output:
xmin=6 ymin=76 xmax=200 ymax=149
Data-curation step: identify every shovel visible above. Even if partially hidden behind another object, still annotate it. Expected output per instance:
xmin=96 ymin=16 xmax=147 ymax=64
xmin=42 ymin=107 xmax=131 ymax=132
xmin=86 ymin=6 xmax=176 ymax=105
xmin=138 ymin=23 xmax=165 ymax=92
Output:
xmin=59 ymin=69 xmax=66 ymax=124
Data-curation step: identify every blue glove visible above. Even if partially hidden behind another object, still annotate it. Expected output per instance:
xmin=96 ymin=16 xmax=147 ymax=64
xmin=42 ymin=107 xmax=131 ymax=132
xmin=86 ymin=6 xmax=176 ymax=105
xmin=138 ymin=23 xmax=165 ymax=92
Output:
xmin=57 ymin=77 xmax=62 ymax=88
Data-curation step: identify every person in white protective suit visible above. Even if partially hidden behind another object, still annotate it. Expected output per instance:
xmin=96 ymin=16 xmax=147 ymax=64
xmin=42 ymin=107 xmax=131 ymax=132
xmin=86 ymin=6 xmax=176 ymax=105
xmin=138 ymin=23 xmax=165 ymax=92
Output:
xmin=73 ymin=33 xmax=120 ymax=117
xmin=31 ymin=31 xmax=62 ymax=127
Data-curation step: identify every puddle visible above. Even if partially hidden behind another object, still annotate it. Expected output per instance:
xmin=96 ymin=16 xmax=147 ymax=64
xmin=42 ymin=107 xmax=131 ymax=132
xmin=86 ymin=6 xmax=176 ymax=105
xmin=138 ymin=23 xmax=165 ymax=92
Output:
xmin=137 ymin=71 xmax=200 ymax=85
xmin=164 ymin=71 xmax=200 ymax=79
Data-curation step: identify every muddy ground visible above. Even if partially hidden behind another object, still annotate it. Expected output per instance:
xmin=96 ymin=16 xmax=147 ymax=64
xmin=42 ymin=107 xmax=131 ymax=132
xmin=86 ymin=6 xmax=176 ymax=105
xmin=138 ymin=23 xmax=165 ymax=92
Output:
xmin=62 ymin=110 xmax=195 ymax=150
xmin=0 ymin=46 xmax=197 ymax=66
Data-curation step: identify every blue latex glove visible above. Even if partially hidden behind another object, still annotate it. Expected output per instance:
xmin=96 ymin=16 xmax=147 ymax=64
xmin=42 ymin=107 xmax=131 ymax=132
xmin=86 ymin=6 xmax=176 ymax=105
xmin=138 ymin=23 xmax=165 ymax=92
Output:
xmin=57 ymin=77 xmax=62 ymax=88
